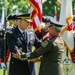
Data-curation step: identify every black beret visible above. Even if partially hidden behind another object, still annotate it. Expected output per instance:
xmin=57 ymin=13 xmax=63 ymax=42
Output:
xmin=16 ymin=13 xmax=32 ymax=22
xmin=42 ymin=16 xmax=50 ymax=23
xmin=7 ymin=14 xmax=17 ymax=20
xmin=7 ymin=13 xmax=32 ymax=22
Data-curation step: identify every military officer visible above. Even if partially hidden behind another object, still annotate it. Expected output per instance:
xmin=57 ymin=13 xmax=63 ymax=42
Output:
xmin=34 ymin=16 xmax=50 ymax=75
xmin=0 ymin=14 xmax=19 ymax=75
xmin=13 ymin=16 xmax=65 ymax=75
xmin=41 ymin=16 xmax=50 ymax=41
xmin=0 ymin=28 xmax=4 ymax=62
xmin=6 ymin=13 xmax=42 ymax=75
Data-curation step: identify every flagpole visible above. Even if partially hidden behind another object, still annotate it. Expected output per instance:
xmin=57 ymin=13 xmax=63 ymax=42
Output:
xmin=3 ymin=7 xmax=7 ymax=75
xmin=3 ymin=0 xmax=8 ymax=75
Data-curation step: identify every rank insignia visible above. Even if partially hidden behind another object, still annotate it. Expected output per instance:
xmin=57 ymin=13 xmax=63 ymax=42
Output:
xmin=42 ymin=40 xmax=49 ymax=47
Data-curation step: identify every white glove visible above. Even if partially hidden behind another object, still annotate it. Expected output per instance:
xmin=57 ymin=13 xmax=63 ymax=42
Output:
xmin=1 ymin=62 xmax=6 ymax=70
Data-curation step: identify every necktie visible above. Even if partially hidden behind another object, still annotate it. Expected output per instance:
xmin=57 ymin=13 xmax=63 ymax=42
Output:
xmin=23 ymin=31 xmax=27 ymax=40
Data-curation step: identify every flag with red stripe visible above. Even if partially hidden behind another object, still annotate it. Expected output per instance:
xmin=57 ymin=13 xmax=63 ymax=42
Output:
xmin=27 ymin=0 xmax=42 ymax=32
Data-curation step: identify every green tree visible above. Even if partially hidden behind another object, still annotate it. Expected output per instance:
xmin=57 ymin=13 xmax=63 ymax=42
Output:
xmin=43 ymin=0 xmax=75 ymax=18
xmin=0 ymin=0 xmax=75 ymax=18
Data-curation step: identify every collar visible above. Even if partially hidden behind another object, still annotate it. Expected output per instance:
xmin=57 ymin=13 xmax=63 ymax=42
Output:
xmin=50 ymin=34 xmax=60 ymax=38
xmin=18 ymin=26 xmax=26 ymax=34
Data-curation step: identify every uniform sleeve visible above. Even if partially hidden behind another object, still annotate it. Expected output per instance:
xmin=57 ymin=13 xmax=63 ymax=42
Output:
xmin=7 ymin=32 xmax=17 ymax=53
xmin=21 ymin=40 xmax=53 ymax=59
xmin=30 ymin=40 xmax=53 ymax=58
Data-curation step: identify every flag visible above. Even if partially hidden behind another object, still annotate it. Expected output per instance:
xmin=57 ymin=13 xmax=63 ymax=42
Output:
xmin=59 ymin=0 xmax=74 ymax=52
xmin=27 ymin=0 xmax=42 ymax=32
xmin=54 ymin=6 xmax=58 ymax=21
xmin=27 ymin=1 xmax=42 ymax=75
xmin=0 ymin=7 xmax=5 ymax=29
xmin=56 ymin=0 xmax=62 ymax=7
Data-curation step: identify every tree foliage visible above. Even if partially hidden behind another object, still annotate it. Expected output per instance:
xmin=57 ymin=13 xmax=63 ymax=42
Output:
xmin=43 ymin=0 xmax=75 ymax=18
xmin=0 ymin=0 xmax=75 ymax=18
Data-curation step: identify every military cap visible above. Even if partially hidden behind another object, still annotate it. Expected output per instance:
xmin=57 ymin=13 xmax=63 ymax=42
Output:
xmin=7 ymin=13 xmax=32 ymax=22
xmin=42 ymin=16 xmax=50 ymax=23
xmin=7 ymin=14 xmax=17 ymax=20
xmin=16 ymin=13 xmax=32 ymax=22
xmin=48 ymin=16 xmax=65 ymax=27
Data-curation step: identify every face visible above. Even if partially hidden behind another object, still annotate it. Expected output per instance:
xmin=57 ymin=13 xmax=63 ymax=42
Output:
xmin=12 ymin=20 xmax=18 ymax=27
xmin=48 ymin=27 xmax=56 ymax=36
xmin=18 ymin=20 xmax=30 ymax=30
xmin=42 ymin=22 xmax=49 ymax=32
xmin=6 ymin=21 xmax=9 ymax=26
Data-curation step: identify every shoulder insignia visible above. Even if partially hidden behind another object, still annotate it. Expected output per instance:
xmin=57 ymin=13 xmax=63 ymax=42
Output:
xmin=28 ymin=29 xmax=33 ymax=32
xmin=42 ymin=40 xmax=49 ymax=47
xmin=7 ymin=30 xmax=13 ymax=34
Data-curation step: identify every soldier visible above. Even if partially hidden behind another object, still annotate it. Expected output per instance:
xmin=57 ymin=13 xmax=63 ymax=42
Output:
xmin=0 ymin=14 xmax=18 ymax=74
xmin=6 ymin=13 xmax=42 ymax=75
xmin=35 ymin=16 xmax=50 ymax=41
xmin=0 ymin=28 xmax=4 ymax=63
xmin=34 ymin=16 xmax=50 ymax=75
xmin=13 ymin=16 xmax=65 ymax=75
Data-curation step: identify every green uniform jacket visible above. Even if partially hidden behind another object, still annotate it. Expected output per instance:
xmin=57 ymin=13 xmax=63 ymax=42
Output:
xmin=23 ymin=34 xmax=65 ymax=75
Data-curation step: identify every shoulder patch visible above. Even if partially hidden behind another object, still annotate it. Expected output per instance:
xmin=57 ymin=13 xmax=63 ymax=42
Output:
xmin=42 ymin=40 xmax=49 ymax=47
xmin=7 ymin=30 xmax=13 ymax=34
xmin=28 ymin=29 xmax=33 ymax=32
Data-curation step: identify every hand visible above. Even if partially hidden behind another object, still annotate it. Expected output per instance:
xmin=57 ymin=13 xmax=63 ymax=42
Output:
xmin=30 ymin=56 xmax=42 ymax=62
xmin=12 ymin=49 xmax=21 ymax=59
xmin=1 ymin=62 xmax=6 ymax=70
xmin=30 ymin=58 xmax=37 ymax=62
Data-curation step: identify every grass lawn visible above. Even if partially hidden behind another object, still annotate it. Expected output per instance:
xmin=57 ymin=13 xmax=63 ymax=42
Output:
xmin=0 ymin=69 xmax=7 ymax=75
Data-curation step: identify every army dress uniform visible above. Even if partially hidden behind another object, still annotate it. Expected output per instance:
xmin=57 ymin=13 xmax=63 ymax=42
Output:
xmin=20 ymin=16 xmax=66 ymax=75
xmin=7 ymin=26 xmax=42 ymax=75
xmin=20 ymin=34 xmax=65 ymax=75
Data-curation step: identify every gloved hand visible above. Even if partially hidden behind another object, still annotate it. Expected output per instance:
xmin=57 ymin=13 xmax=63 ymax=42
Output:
xmin=1 ymin=62 xmax=6 ymax=70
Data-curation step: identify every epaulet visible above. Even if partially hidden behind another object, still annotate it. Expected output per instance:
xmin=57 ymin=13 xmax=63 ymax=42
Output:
xmin=42 ymin=40 xmax=49 ymax=47
xmin=27 ymin=29 xmax=33 ymax=32
xmin=6 ymin=30 xmax=13 ymax=34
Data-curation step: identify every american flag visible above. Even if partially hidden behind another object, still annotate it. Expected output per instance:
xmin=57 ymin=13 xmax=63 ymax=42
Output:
xmin=27 ymin=0 xmax=42 ymax=32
